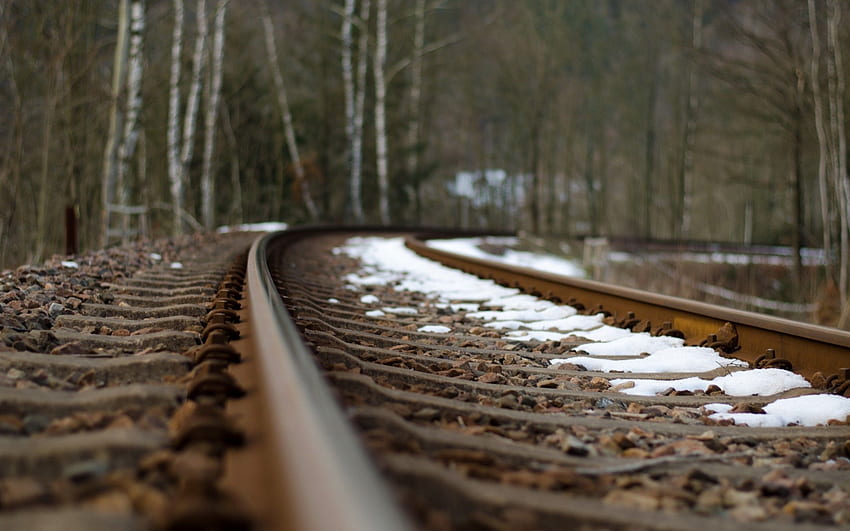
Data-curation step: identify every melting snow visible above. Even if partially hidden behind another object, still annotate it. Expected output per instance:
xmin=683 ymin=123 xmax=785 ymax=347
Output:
xmin=426 ymin=237 xmax=585 ymax=277
xmin=610 ymin=368 xmax=811 ymax=396
xmin=551 ymin=346 xmax=748 ymax=373
xmin=574 ymin=333 xmax=686 ymax=356
xmin=382 ymin=306 xmax=418 ymax=315
xmin=419 ymin=325 xmax=452 ymax=333
xmin=706 ymin=394 xmax=850 ymax=427
xmin=216 ymin=221 xmax=289 ymax=233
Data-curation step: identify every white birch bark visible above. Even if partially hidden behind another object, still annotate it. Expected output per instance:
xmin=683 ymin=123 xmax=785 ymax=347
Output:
xmin=179 ymin=0 xmax=208 ymax=197
xmin=404 ymin=0 xmax=426 ymax=220
xmin=115 ymin=0 xmax=146 ymax=239
xmin=374 ymin=0 xmax=389 ymax=224
xmin=101 ymin=0 xmax=130 ymax=246
xmin=167 ymin=0 xmax=184 ymax=234
xmin=341 ymin=0 xmax=363 ymax=222
xmin=680 ymin=0 xmax=703 ymax=238
xmin=261 ymin=4 xmax=319 ymax=220
xmin=827 ymin=0 xmax=849 ymax=315
xmin=352 ymin=0 xmax=370 ymax=223
xmin=808 ymin=0 xmax=832 ymax=269
xmin=201 ymin=0 xmax=227 ymax=230
xmin=116 ymin=0 xmax=146 ymax=243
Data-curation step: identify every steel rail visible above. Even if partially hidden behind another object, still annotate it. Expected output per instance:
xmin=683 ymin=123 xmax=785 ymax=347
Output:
xmin=244 ymin=231 xmax=411 ymax=531
xmin=406 ymin=235 xmax=850 ymax=379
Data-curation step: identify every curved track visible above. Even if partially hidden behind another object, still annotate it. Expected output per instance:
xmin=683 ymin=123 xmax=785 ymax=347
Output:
xmin=3 ymin=227 xmax=850 ymax=529
xmin=258 ymin=228 xmax=850 ymax=530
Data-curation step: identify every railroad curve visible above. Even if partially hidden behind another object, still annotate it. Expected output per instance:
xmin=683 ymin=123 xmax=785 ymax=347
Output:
xmin=3 ymin=227 xmax=850 ymax=530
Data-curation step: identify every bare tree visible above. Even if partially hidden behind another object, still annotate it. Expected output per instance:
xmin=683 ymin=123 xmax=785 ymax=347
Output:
xmin=809 ymin=0 xmax=832 ymax=282
xmin=342 ymin=0 xmax=368 ymax=223
xmin=114 ymin=0 xmax=146 ymax=243
xmin=374 ymin=0 xmax=389 ymax=224
xmin=167 ymin=0 xmax=185 ymax=234
xmin=404 ymin=0 xmax=426 ymax=222
xmin=100 ymin=0 xmax=130 ymax=246
xmin=201 ymin=0 xmax=228 ymax=230
xmin=261 ymin=1 xmax=319 ymax=220
xmin=180 ymin=0 xmax=208 ymax=222
xmin=167 ymin=0 xmax=208 ymax=235
xmin=826 ymin=0 xmax=850 ymax=322
xmin=677 ymin=0 xmax=703 ymax=239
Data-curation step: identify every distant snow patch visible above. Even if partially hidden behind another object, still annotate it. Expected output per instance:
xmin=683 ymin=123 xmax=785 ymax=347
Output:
xmin=217 ymin=222 xmax=288 ymax=233
xmin=382 ymin=306 xmax=418 ymax=315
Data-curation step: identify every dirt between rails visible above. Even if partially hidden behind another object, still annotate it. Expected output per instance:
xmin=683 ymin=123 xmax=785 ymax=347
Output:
xmin=279 ymin=234 xmax=850 ymax=530
xmin=0 ymin=232 xmax=256 ymax=530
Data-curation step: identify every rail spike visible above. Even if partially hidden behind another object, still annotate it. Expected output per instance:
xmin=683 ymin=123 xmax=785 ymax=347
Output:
xmin=700 ymin=322 xmax=740 ymax=354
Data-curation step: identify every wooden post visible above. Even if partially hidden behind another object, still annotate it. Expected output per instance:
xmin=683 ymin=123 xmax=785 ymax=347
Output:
xmin=65 ymin=205 xmax=78 ymax=256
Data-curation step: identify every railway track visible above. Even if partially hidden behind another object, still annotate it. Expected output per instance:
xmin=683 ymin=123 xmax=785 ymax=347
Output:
xmin=2 ymin=227 xmax=850 ymax=529
xmin=270 ymin=229 xmax=850 ymax=530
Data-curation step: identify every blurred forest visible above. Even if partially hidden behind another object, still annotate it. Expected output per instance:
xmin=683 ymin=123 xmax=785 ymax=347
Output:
xmin=1 ymin=0 xmax=849 ymax=309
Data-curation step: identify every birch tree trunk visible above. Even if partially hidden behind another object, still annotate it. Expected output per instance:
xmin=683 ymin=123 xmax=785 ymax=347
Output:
xmin=115 ymin=0 xmax=146 ymax=243
xmin=201 ymin=0 xmax=227 ymax=230
xmin=167 ymin=0 xmax=184 ymax=234
xmin=405 ymin=0 xmax=426 ymax=223
xmin=101 ymin=0 xmax=130 ymax=246
xmin=179 ymin=0 xmax=208 ymax=208
xmin=678 ymin=0 xmax=703 ymax=239
xmin=261 ymin=3 xmax=319 ymax=220
xmin=827 ymin=0 xmax=850 ymax=321
xmin=352 ymin=0 xmax=370 ymax=223
xmin=374 ymin=0 xmax=389 ymax=224
xmin=808 ymin=0 xmax=833 ymax=282
xmin=341 ymin=0 xmax=361 ymax=222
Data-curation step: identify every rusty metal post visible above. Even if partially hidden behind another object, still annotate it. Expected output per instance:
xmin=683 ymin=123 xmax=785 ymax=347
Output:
xmin=65 ymin=205 xmax=78 ymax=256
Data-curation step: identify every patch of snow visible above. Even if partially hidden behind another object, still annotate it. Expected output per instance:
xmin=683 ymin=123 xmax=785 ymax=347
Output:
xmin=327 ymin=298 xmax=340 ymax=304
xmin=506 ymin=331 xmax=574 ymax=342
xmin=575 ymin=333 xmax=686 ymax=357
xmin=427 ymin=237 xmax=585 ymax=278
xmin=360 ymin=294 xmax=379 ymax=304
xmin=418 ymin=325 xmax=452 ymax=333
xmin=149 ymin=253 xmax=162 ymax=261
xmin=706 ymin=394 xmax=850 ymax=427
xmin=216 ymin=221 xmax=288 ymax=233
xmin=365 ymin=309 xmax=386 ymax=317
xmin=60 ymin=261 xmax=79 ymax=269
xmin=569 ymin=325 xmax=634 ymax=342
xmin=551 ymin=346 xmax=748 ymax=373
xmin=170 ymin=262 xmax=183 ymax=269
xmin=469 ymin=305 xmax=576 ymax=322
xmin=382 ymin=306 xmax=418 ymax=315
xmin=610 ymin=368 xmax=811 ymax=396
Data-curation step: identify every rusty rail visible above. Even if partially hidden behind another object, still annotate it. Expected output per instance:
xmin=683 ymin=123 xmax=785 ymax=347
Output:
xmin=228 ymin=230 xmax=410 ymax=531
